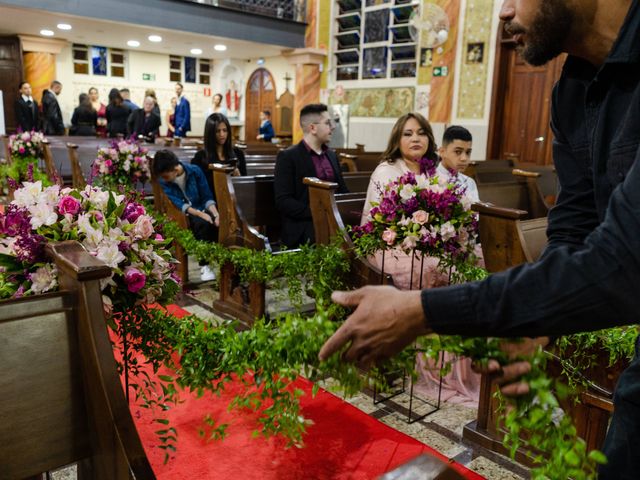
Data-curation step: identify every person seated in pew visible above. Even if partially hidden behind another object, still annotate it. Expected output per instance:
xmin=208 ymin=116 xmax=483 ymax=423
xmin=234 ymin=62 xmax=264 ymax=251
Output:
xmin=127 ymin=96 xmax=162 ymax=143
xmin=153 ymin=150 xmax=220 ymax=281
xmin=361 ymin=113 xmax=482 ymax=406
xmin=274 ymin=103 xmax=349 ymax=249
xmin=437 ymin=125 xmax=479 ymax=202
xmin=256 ymin=110 xmax=275 ymax=142
xmin=192 ymin=113 xmax=247 ymax=197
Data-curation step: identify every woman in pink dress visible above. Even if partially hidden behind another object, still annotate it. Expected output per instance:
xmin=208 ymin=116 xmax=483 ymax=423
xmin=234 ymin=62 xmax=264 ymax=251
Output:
xmin=88 ymin=87 xmax=107 ymax=138
xmin=361 ymin=112 xmax=481 ymax=407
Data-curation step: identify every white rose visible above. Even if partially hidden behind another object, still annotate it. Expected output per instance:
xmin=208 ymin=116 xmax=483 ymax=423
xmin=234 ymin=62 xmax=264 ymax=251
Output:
xmin=28 ymin=202 xmax=58 ymax=229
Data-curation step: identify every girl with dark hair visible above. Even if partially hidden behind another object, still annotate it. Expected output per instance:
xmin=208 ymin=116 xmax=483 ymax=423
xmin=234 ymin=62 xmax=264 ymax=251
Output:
xmin=192 ymin=113 xmax=247 ymax=196
xmin=70 ymin=93 xmax=97 ymax=136
xmin=105 ymin=88 xmax=131 ymax=138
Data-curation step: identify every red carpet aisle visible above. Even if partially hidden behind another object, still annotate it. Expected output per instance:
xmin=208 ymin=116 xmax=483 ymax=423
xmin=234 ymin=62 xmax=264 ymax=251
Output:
xmin=128 ymin=306 xmax=485 ymax=479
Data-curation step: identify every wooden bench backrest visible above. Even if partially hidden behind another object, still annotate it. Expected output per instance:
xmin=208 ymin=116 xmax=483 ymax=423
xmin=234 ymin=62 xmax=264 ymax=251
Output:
xmin=478 ymin=181 xmax=530 ymax=212
xmin=0 ymin=242 xmax=154 ymax=480
xmin=343 ymin=171 xmax=372 ymax=194
xmin=305 ymin=177 xmax=393 ymax=287
xmin=41 ymin=139 xmax=63 ymax=186
xmin=66 ymin=143 xmax=88 ymax=188
xmin=212 ymin=165 xmax=271 ymax=251
xmin=473 ymin=202 xmax=548 ymax=272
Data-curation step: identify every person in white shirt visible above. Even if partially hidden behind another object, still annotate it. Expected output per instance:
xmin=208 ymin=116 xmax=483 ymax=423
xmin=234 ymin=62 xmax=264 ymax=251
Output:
xmin=436 ymin=125 xmax=479 ymax=202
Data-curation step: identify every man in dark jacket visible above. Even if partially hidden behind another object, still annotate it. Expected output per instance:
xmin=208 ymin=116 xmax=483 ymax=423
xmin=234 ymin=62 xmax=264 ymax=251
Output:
xmin=15 ymin=81 xmax=39 ymax=132
xmin=41 ymin=80 xmax=65 ymax=135
xmin=274 ymin=103 xmax=348 ymax=248
xmin=320 ymin=1 xmax=640 ymax=478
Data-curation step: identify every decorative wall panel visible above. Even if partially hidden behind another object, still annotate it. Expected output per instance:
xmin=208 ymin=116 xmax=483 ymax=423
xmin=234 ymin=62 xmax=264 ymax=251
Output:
xmin=329 ymin=87 xmax=414 ymax=118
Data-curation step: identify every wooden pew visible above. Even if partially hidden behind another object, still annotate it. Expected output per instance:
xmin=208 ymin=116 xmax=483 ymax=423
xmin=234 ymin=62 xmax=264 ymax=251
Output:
xmin=464 ymin=203 xmax=619 ymax=463
xmin=66 ymin=143 xmax=88 ymax=188
xmin=472 ymin=202 xmax=547 ymax=272
xmin=304 ymin=177 xmax=393 ymax=288
xmin=0 ymin=241 xmax=154 ymax=479
xmin=512 ymin=167 xmax=558 ymax=208
xmin=477 ymin=176 xmax=549 ymax=219
xmin=41 ymin=139 xmax=63 ymax=186
xmin=212 ymin=165 xmax=284 ymax=325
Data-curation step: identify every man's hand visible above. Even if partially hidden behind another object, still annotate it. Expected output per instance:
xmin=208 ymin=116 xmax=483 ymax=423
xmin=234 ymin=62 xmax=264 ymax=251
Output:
xmin=208 ymin=206 xmax=220 ymax=227
xmin=474 ymin=337 xmax=550 ymax=397
xmin=190 ymin=209 xmax=213 ymax=224
xmin=318 ymin=286 xmax=430 ymax=367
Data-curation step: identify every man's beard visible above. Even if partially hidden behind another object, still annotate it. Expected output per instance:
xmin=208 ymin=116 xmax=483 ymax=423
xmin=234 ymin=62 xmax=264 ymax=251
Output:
xmin=506 ymin=0 xmax=574 ymax=66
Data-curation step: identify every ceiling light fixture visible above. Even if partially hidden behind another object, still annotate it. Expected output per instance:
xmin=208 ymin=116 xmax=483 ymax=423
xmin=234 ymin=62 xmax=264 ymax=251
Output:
xmin=190 ymin=48 xmax=203 ymax=55
xmin=127 ymin=40 xmax=141 ymax=47
xmin=40 ymin=29 xmax=55 ymax=37
xmin=56 ymin=23 xmax=72 ymax=30
xmin=148 ymin=35 xmax=162 ymax=43
xmin=214 ymin=44 xmax=227 ymax=52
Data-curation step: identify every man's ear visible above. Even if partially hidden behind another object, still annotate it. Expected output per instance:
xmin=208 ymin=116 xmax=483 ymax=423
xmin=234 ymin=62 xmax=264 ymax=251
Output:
xmin=437 ymin=146 xmax=445 ymax=157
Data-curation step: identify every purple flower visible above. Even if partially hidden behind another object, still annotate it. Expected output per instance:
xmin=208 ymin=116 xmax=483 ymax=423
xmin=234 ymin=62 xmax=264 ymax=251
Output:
xmin=122 ymin=202 xmax=146 ymax=223
xmin=0 ymin=205 xmax=30 ymax=236
xmin=124 ymin=267 xmax=146 ymax=293
xmin=58 ymin=195 xmax=81 ymax=215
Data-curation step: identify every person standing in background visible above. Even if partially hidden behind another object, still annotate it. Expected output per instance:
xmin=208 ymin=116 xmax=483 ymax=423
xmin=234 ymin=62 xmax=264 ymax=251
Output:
xmin=15 ymin=82 xmax=39 ymax=132
xmin=166 ymin=97 xmax=177 ymax=138
xmin=174 ymin=82 xmax=191 ymax=138
xmin=256 ymin=110 xmax=274 ymax=142
xmin=88 ymin=87 xmax=107 ymax=137
xmin=120 ymin=88 xmax=138 ymax=111
xmin=70 ymin=93 xmax=97 ymax=136
xmin=41 ymin=80 xmax=65 ymax=135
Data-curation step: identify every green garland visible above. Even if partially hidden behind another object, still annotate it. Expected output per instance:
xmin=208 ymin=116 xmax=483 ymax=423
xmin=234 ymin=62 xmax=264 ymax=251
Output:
xmin=134 ymin=217 xmax=624 ymax=477
xmin=0 ymin=156 xmax=50 ymax=191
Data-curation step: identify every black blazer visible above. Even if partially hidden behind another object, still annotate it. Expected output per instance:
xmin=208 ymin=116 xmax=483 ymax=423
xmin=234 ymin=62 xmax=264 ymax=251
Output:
xmin=15 ymin=96 xmax=39 ymax=132
xmin=274 ymin=141 xmax=348 ymax=248
xmin=192 ymin=147 xmax=247 ymax=198
xmin=127 ymin=109 xmax=161 ymax=141
xmin=106 ymin=103 xmax=131 ymax=137
xmin=41 ymin=90 xmax=64 ymax=135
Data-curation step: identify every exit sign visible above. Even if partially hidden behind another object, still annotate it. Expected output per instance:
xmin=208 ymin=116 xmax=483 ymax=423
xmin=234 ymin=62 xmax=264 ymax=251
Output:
xmin=142 ymin=73 xmax=156 ymax=81
xmin=433 ymin=66 xmax=449 ymax=77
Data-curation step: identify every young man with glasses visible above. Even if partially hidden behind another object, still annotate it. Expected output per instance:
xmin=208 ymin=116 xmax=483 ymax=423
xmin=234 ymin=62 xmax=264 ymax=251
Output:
xmin=274 ymin=103 xmax=349 ymax=248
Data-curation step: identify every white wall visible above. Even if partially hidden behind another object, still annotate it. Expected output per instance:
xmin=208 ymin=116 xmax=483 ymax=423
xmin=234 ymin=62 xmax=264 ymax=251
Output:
xmin=55 ymin=43 xmax=216 ymax=136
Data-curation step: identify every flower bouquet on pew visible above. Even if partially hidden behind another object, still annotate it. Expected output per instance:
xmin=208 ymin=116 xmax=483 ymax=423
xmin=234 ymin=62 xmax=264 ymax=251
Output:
xmin=351 ymin=166 xmax=483 ymax=281
xmin=0 ymin=180 xmax=179 ymax=310
xmin=0 ymin=131 xmax=50 ymax=194
xmin=91 ymin=138 xmax=152 ymax=193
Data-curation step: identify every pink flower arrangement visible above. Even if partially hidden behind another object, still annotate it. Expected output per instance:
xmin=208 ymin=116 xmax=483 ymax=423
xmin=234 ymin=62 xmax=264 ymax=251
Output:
xmin=353 ymin=170 xmax=479 ymax=264
xmin=0 ymin=181 xmax=179 ymax=309
xmin=91 ymin=139 xmax=151 ymax=192
xmin=8 ymin=131 xmax=45 ymax=160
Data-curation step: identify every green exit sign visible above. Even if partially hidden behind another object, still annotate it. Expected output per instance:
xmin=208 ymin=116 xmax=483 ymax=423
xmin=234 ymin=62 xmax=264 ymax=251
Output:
xmin=433 ymin=66 xmax=449 ymax=77
xmin=142 ymin=73 xmax=156 ymax=81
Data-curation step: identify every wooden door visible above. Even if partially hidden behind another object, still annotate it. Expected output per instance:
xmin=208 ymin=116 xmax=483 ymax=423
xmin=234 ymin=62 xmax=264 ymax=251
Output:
xmin=245 ymin=68 xmax=276 ymax=142
xmin=0 ymin=36 xmax=24 ymax=134
xmin=488 ymin=27 xmax=565 ymax=166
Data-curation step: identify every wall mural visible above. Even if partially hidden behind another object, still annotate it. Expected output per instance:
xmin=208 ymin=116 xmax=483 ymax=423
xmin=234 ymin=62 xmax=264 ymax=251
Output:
xmin=457 ymin=0 xmax=495 ymax=120
xmin=329 ymin=87 xmax=414 ymax=118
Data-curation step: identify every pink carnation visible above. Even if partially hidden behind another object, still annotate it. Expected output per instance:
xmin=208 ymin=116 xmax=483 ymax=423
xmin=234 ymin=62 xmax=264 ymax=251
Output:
xmin=124 ymin=267 xmax=146 ymax=293
xmin=58 ymin=195 xmax=81 ymax=215
xmin=382 ymin=228 xmax=397 ymax=246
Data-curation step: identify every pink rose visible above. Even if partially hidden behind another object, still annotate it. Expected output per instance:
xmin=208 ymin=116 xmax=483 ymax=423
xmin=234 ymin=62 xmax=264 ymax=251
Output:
xmin=133 ymin=215 xmax=154 ymax=239
xmin=382 ymin=228 xmax=397 ymax=246
xmin=412 ymin=210 xmax=429 ymax=225
xmin=155 ymin=233 xmax=164 ymax=241
xmin=58 ymin=195 xmax=81 ymax=215
xmin=18 ymin=146 xmax=25 ymax=154
xmin=124 ymin=267 xmax=146 ymax=293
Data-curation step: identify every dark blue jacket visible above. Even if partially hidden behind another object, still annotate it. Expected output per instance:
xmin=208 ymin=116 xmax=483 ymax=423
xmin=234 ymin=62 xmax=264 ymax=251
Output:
xmin=159 ymin=161 xmax=214 ymax=213
xmin=174 ymin=96 xmax=191 ymax=137
xmin=259 ymin=120 xmax=275 ymax=142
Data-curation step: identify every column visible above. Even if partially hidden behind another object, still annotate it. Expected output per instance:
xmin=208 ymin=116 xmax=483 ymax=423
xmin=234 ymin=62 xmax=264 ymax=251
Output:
xmin=19 ymin=36 xmax=65 ymax=103
xmin=283 ymin=49 xmax=326 ymax=144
